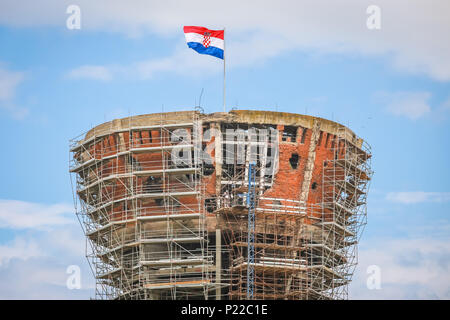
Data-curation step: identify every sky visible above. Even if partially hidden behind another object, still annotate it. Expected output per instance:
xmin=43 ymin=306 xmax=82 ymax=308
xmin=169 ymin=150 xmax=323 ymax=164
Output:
xmin=0 ymin=0 xmax=449 ymax=299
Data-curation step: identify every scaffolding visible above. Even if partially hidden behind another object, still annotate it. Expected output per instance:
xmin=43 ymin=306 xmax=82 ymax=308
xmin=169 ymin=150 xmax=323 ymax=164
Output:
xmin=70 ymin=112 xmax=215 ymax=299
xmin=70 ymin=111 xmax=372 ymax=300
xmin=316 ymin=125 xmax=372 ymax=299
xmin=213 ymin=121 xmax=372 ymax=300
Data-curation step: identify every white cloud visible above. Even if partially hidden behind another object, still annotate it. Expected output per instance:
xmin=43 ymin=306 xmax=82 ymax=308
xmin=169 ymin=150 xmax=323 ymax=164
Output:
xmin=0 ymin=65 xmax=28 ymax=119
xmin=0 ymin=225 xmax=85 ymax=269
xmin=132 ymin=48 xmax=219 ymax=79
xmin=350 ymin=237 xmax=450 ymax=299
xmin=0 ymin=199 xmax=75 ymax=229
xmin=0 ymin=66 xmax=23 ymax=100
xmin=0 ymin=257 xmax=94 ymax=299
xmin=66 ymin=44 xmax=223 ymax=81
xmin=0 ymin=199 xmax=94 ymax=299
xmin=67 ymin=65 xmax=113 ymax=81
xmin=351 ymin=192 xmax=450 ymax=299
xmin=0 ymin=238 xmax=42 ymax=266
xmin=388 ymin=92 xmax=431 ymax=120
xmin=377 ymin=92 xmax=450 ymax=121
xmin=378 ymin=91 xmax=431 ymax=120
xmin=1 ymin=0 xmax=450 ymax=81
xmin=386 ymin=192 xmax=450 ymax=204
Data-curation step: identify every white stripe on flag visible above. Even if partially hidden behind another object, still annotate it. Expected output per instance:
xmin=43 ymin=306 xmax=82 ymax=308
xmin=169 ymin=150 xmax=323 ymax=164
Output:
xmin=184 ymin=32 xmax=224 ymax=50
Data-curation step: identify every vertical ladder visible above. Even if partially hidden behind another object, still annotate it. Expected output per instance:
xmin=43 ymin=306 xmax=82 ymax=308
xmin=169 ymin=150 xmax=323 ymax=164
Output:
xmin=247 ymin=162 xmax=256 ymax=299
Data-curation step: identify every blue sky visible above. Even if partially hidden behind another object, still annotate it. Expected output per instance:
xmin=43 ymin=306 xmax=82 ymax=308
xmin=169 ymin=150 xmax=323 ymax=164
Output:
xmin=0 ymin=0 xmax=449 ymax=299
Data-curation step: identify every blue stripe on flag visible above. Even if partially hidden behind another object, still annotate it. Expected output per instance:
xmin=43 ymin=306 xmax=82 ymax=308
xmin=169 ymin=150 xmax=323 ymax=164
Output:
xmin=187 ymin=42 xmax=224 ymax=60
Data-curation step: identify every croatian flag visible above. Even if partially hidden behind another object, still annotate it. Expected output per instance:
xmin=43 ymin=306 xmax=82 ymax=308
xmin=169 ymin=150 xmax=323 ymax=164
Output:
xmin=183 ymin=26 xmax=224 ymax=60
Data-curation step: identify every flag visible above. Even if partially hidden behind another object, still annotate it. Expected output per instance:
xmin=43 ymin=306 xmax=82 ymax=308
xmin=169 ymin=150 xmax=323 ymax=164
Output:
xmin=183 ymin=26 xmax=224 ymax=60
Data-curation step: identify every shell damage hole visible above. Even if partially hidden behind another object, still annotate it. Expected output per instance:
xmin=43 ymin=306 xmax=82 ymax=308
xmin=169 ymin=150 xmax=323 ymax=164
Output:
xmin=289 ymin=153 xmax=299 ymax=169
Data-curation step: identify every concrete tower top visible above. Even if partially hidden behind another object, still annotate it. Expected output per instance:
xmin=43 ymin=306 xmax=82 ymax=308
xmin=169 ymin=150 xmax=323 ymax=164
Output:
xmin=83 ymin=110 xmax=362 ymax=147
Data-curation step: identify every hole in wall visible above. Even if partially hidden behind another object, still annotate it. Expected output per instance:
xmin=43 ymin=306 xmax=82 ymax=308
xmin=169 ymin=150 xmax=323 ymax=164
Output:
xmin=205 ymin=198 xmax=217 ymax=213
xmin=282 ymin=126 xmax=298 ymax=142
xmin=289 ymin=153 xmax=299 ymax=169
xmin=144 ymin=176 xmax=162 ymax=193
xmin=203 ymin=163 xmax=214 ymax=176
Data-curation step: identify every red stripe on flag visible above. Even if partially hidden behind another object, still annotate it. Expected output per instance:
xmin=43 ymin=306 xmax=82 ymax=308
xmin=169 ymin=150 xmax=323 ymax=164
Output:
xmin=183 ymin=26 xmax=224 ymax=40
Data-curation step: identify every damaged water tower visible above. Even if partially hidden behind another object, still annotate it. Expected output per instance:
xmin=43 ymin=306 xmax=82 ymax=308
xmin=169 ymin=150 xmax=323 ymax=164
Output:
xmin=69 ymin=110 xmax=372 ymax=300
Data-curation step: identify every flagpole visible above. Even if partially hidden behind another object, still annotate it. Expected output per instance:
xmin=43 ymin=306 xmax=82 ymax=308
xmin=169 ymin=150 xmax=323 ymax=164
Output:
xmin=223 ymin=27 xmax=226 ymax=113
